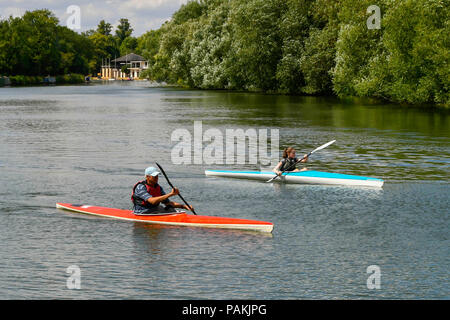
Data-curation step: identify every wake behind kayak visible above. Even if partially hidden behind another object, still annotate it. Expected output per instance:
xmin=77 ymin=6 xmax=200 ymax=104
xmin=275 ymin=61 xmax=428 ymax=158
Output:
xmin=56 ymin=203 xmax=274 ymax=233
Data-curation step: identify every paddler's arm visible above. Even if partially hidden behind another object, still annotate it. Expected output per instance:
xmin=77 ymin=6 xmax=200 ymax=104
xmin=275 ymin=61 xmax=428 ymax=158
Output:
xmin=147 ymin=188 xmax=179 ymax=206
xmin=298 ymin=154 xmax=308 ymax=163
xmin=157 ymin=186 xmax=194 ymax=212
xmin=272 ymin=161 xmax=283 ymax=176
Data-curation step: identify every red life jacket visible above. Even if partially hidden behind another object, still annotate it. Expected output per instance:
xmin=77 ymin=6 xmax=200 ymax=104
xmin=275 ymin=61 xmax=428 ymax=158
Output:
xmin=131 ymin=180 xmax=162 ymax=207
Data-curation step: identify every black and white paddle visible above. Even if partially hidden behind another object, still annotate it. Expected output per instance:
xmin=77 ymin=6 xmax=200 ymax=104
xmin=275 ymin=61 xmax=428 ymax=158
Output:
xmin=155 ymin=162 xmax=197 ymax=215
xmin=266 ymin=140 xmax=336 ymax=183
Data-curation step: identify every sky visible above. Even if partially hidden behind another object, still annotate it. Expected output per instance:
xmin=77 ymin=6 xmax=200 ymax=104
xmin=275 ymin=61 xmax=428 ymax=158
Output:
xmin=0 ymin=0 xmax=189 ymax=35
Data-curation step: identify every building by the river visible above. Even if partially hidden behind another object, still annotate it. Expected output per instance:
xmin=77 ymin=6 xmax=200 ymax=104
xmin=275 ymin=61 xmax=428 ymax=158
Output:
xmin=101 ymin=53 xmax=148 ymax=80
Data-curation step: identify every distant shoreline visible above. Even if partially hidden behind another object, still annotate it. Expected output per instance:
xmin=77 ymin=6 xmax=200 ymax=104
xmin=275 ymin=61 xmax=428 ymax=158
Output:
xmin=0 ymin=74 xmax=85 ymax=86
xmin=1 ymin=79 xmax=447 ymax=110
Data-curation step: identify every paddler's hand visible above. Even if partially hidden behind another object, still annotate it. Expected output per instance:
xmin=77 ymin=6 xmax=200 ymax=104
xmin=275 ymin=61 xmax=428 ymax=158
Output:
xmin=184 ymin=204 xmax=194 ymax=212
xmin=170 ymin=188 xmax=180 ymax=196
xmin=301 ymin=154 xmax=308 ymax=162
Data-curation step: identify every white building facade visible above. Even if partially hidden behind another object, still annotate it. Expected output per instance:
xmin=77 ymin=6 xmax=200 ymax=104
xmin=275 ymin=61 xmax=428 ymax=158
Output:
xmin=101 ymin=53 xmax=149 ymax=79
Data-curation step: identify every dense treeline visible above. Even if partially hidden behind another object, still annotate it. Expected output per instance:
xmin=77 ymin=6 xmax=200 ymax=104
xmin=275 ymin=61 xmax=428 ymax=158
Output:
xmin=0 ymin=2 xmax=448 ymax=106
xmin=139 ymin=0 xmax=449 ymax=106
xmin=0 ymin=10 xmax=93 ymax=76
xmin=0 ymin=9 xmax=138 ymax=78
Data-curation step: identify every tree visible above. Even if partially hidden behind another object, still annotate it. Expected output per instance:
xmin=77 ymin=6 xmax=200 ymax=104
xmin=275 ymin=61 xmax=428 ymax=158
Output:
xmin=0 ymin=10 xmax=60 ymax=76
xmin=275 ymin=0 xmax=312 ymax=94
xmin=97 ymin=20 xmax=112 ymax=35
xmin=57 ymin=25 xmax=93 ymax=75
xmin=228 ymin=0 xmax=285 ymax=91
xmin=116 ymin=18 xmax=133 ymax=44
xmin=135 ymin=0 xmax=448 ymax=106
xmin=0 ymin=19 xmax=10 ymax=74
xmin=332 ymin=0 xmax=449 ymax=105
xmin=137 ymin=29 xmax=161 ymax=60
xmin=172 ymin=0 xmax=206 ymax=24
xmin=137 ymin=29 xmax=162 ymax=79
xmin=121 ymin=64 xmax=129 ymax=75
xmin=0 ymin=9 xmax=92 ymax=76
xmin=119 ymin=36 xmax=138 ymax=56
xmin=188 ymin=1 xmax=232 ymax=88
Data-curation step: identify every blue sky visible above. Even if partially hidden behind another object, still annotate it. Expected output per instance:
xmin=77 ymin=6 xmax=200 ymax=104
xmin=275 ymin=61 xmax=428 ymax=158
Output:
xmin=0 ymin=0 xmax=188 ymax=35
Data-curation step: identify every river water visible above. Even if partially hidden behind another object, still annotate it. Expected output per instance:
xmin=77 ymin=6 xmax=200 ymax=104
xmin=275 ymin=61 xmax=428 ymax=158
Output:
xmin=0 ymin=82 xmax=448 ymax=299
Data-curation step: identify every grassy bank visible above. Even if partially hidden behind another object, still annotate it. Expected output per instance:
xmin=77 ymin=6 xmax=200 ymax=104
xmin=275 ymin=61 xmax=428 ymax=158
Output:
xmin=0 ymin=74 xmax=85 ymax=86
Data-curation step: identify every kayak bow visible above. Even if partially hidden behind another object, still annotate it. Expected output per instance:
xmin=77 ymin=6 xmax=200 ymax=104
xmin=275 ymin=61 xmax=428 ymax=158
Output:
xmin=56 ymin=203 xmax=274 ymax=233
xmin=205 ymin=170 xmax=384 ymax=188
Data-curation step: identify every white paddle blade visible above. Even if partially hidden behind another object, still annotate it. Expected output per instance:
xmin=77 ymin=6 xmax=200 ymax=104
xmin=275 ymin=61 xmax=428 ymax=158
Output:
xmin=266 ymin=175 xmax=278 ymax=183
xmin=310 ymin=140 xmax=336 ymax=154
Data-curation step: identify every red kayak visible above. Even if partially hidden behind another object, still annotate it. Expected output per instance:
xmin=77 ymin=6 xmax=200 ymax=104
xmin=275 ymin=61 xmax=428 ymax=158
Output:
xmin=56 ymin=203 xmax=274 ymax=233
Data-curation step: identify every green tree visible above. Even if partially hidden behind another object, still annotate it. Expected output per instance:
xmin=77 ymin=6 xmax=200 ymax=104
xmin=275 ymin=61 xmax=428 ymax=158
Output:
xmin=119 ymin=36 xmax=138 ymax=56
xmin=121 ymin=64 xmax=129 ymax=75
xmin=97 ymin=20 xmax=113 ymax=36
xmin=136 ymin=0 xmax=448 ymax=106
xmin=332 ymin=0 xmax=448 ymax=105
xmin=0 ymin=19 xmax=10 ymax=74
xmin=157 ymin=22 xmax=195 ymax=84
xmin=228 ymin=0 xmax=285 ymax=91
xmin=137 ymin=29 xmax=163 ymax=80
xmin=0 ymin=10 xmax=61 ymax=76
xmin=116 ymin=18 xmax=133 ymax=44
xmin=137 ymin=29 xmax=162 ymax=60
xmin=89 ymin=33 xmax=112 ymax=72
xmin=275 ymin=0 xmax=312 ymax=94
xmin=57 ymin=26 xmax=93 ymax=75
xmin=332 ymin=0 xmax=387 ymax=98
xmin=172 ymin=0 xmax=206 ymax=24
xmin=0 ymin=9 xmax=93 ymax=76
xmin=188 ymin=1 xmax=232 ymax=89
xmin=375 ymin=0 xmax=449 ymax=104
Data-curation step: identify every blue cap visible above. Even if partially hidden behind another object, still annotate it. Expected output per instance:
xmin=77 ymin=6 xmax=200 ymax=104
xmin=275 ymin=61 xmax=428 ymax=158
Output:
xmin=145 ymin=166 xmax=160 ymax=177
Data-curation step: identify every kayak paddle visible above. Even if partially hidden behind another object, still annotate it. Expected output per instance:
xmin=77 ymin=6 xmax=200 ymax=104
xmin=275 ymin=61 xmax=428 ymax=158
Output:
xmin=155 ymin=162 xmax=197 ymax=215
xmin=266 ymin=140 xmax=336 ymax=183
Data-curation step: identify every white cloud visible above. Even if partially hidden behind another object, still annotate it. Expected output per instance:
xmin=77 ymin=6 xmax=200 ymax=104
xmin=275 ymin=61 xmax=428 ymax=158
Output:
xmin=0 ymin=6 xmax=24 ymax=18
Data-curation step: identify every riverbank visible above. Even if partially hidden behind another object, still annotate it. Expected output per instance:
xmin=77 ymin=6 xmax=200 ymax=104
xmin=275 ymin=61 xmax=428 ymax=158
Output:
xmin=140 ymin=0 xmax=448 ymax=108
xmin=0 ymin=74 xmax=85 ymax=86
xmin=146 ymin=82 xmax=450 ymax=110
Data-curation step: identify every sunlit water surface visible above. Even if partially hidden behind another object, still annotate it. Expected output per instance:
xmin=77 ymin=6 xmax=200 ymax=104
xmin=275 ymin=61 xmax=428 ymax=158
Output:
xmin=0 ymin=82 xmax=448 ymax=299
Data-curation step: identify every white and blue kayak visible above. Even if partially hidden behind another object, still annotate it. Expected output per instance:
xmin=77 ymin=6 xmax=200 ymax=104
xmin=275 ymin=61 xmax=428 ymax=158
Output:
xmin=205 ymin=170 xmax=384 ymax=188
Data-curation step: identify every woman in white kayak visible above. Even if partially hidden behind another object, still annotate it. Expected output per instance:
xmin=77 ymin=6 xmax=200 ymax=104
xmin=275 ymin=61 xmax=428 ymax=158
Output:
xmin=273 ymin=147 xmax=308 ymax=176
xmin=131 ymin=166 xmax=194 ymax=215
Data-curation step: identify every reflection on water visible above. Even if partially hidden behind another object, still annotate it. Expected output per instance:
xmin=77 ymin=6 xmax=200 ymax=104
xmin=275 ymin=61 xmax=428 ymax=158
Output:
xmin=0 ymin=83 xmax=448 ymax=299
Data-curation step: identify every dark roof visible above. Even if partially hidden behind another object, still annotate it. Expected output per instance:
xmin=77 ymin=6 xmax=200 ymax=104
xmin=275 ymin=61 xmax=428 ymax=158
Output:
xmin=112 ymin=53 xmax=146 ymax=62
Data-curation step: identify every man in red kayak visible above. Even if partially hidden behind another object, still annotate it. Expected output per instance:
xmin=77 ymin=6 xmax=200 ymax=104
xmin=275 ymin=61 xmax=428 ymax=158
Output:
xmin=132 ymin=166 xmax=194 ymax=215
